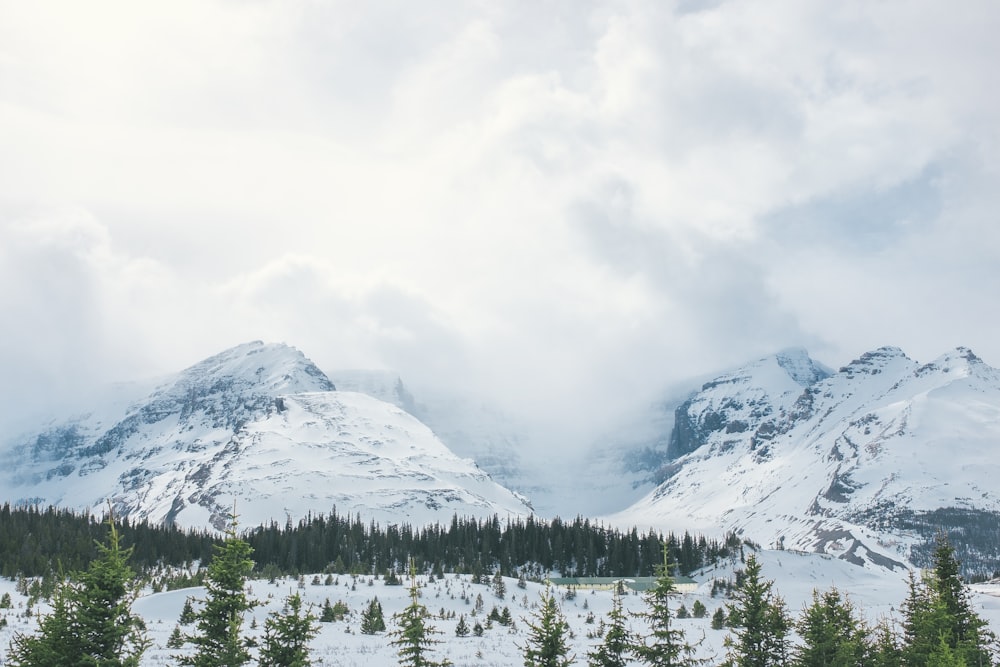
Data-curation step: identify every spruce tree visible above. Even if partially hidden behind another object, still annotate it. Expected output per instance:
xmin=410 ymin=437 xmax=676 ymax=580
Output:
xmin=390 ymin=564 xmax=449 ymax=667
xmin=522 ymin=585 xmax=574 ymax=667
xmin=258 ymin=592 xmax=319 ymax=667
xmin=178 ymin=511 xmax=256 ymax=667
xmin=722 ymin=554 xmax=790 ymax=667
xmin=632 ymin=547 xmax=705 ymax=666
xmin=360 ymin=597 xmax=386 ymax=634
xmin=868 ymin=619 xmax=903 ymax=667
xmin=455 ymin=615 xmax=470 ymax=637
xmin=794 ymin=588 xmax=867 ymax=667
xmin=493 ymin=569 xmax=507 ymax=599
xmin=7 ymin=511 xmax=149 ymax=667
xmin=900 ymin=536 xmax=996 ymax=667
xmin=588 ymin=585 xmax=635 ymax=667
xmin=179 ymin=597 xmax=196 ymax=625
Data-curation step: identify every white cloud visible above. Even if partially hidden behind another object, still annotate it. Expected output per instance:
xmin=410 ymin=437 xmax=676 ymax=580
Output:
xmin=1 ymin=0 xmax=999 ymax=441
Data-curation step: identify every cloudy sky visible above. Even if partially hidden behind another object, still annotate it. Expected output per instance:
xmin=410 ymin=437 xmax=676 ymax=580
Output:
xmin=1 ymin=1 xmax=998 ymax=437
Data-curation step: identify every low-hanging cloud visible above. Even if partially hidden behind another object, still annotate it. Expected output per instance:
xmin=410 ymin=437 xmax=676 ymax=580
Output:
xmin=1 ymin=0 xmax=999 ymax=444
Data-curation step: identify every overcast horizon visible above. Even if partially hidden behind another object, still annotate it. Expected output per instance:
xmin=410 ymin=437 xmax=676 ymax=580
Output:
xmin=2 ymin=1 xmax=999 ymax=439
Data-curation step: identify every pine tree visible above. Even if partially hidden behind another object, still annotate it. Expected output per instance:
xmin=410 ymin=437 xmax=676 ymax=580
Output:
xmin=522 ymin=585 xmax=574 ymax=667
xmin=794 ymin=588 xmax=867 ymax=667
xmin=711 ymin=608 xmax=726 ymax=631
xmin=633 ymin=546 xmax=705 ymax=666
xmin=723 ymin=554 xmax=790 ymax=667
xmin=258 ymin=592 xmax=319 ymax=667
xmin=178 ymin=511 xmax=256 ymax=667
xmin=868 ymin=619 xmax=903 ymax=667
xmin=168 ymin=626 xmax=185 ymax=649
xmin=900 ymin=536 xmax=996 ymax=667
xmin=455 ymin=615 xmax=470 ymax=637
xmin=493 ymin=569 xmax=507 ymax=599
xmin=928 ymin=535 xmax=995 ymax=666
xmin=390 ymin=564 xmax=449 ymax=667
xmin=360 ymin=597 xmax=386 ymax=634
xmin=692 ymin=601 xmax=707 ymax=619
xmin=179 ymin=597 xmax=196 ymax=625
xmin=588 ymin=585 xmax=635 ymax=667
xmin=7 ymin=511 xmax=150 ymax=667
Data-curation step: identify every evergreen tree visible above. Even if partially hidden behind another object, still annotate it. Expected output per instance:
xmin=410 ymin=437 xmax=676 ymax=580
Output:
xmin=493 ymin=569 xmax=507 ymax=599
xmin=723 ymin=554 xmax=790 ymax=667
xmin=178 ymin=511 xmax=256 ymax=667
xmin=692 ymin=601 xmax=707 ymax=619
xmin=258 ymin=592 xmax=319 ymax=667
xmin=711 ymin=608 xmax=726 ymax=631
xmin=522 ymin=585 xmax=574 ymax=667
xmin=928 ymin=535 xmax=995 ymax=666
xmin=793 ymin=588 xmax=867 ymax=667
xmin=390 ymin=565 xmax=449 ymax=667
xmin=179 ymin=597 xmax=196 ymax=625
xmin=455 ymin=615 xmax=470 ymax=637
xmin=868 ymin=620 xmax=903 ymax=667
xmin=360 ymin=597 xmax=386 ymax=634
xmin=7 ymin=512 xmax=149 ymax=667
xmin=588 ymin=585 xmax=635 ymax=667
xmin=633 ymin=547 xmax=705 ymax=666
xmin=167 ymin=626 xmax=185 ymax=649
xmin=901 ymin=536 xmax=996 ymax=667
xmin=7 ymin=575 xmax=77 ymax=665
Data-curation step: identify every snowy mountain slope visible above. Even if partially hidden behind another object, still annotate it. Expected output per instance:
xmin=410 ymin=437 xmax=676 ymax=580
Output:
xmin=328 ymin=369 xmax=538 ymax=510
xmin=610 ymin=346 xmax=1000 ymax=574
xmin=0 ymin=342 xmax=532 ymax=531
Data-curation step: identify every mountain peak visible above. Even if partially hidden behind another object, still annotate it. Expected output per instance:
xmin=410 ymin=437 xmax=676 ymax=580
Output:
xmin=176 ymin=341 xmax=335 ymax=396
xmin=837 ymin=346 xmax=912 ymax=378
xmin=774 ymin=347 xmax=832 ymax=387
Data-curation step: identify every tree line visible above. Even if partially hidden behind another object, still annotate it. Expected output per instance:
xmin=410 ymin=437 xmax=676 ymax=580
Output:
xmin=0 ymin=503 xmax=741 ymax=580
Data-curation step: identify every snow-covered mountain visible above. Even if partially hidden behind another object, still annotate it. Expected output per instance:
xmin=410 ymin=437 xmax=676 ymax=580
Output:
xmin=610 ymin=346 xmax=1000 ymax=575
xmin=0 ymin=342 xmax=533 ymax=531
xmin=327 ymin=369 xmax=537 ymax=508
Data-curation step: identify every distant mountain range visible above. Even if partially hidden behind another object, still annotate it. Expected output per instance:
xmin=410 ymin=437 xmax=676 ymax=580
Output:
xmin=2 ymin=340 xmax=998 ymax=575
xmin=609 ymin=346 xmax=1000 ymax=576
xmin=0 ymin=342 xmax=532 ymax=531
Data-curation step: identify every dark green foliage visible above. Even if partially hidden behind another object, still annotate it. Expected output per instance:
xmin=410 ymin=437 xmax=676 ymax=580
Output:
xmin=258 ymin=592 xmax=319 ymax=667
xmin=0 ymin=505 xmax=738 ymax=583
xmin=692 ymin=600 xmax=706 ymax=619
xmin=179 ymin=596 xmax=196 ymax=625
xmin=390 ymin=570 xmax=449 ymax=667
xmin=723 ymin=554 xmax=791 ymax=667
xmin=455 ymin=615 xmax=470 ymax=637
xmin=711 ymin=608 xmax=726 ymax=631
xmin=473 ymin=621 xmax=483 ymax=637
xmin=793 ymin=588 xmax=868 ymax=667
xmin=493 ymin=569 xmax=507 ymax=599
xmin=587 ymin=586 xmax=635 ymax=667
xmin=522 ymin=585 xmax=574 ymax=667
xmin=632 ymin=549 xmax=705 ymax=666
xmin=6 ymin=513 xmax=149 ymax=667
xmin=360 ymin=597 xmax=386 ymax=634
xmin=868 ymin=620 xmax=903 ymax=667
xmin=900 ymin=535 xmax=996 ymax=667
xmin=0 ymin=592 xmax=11 ymax=608
xmin=167 ymin=626 xmax=184 ymax=649
xmin=177 ymin=513 xmax=256 ymax=667
xmin=319 ymin=598 xmax=348 ymax=622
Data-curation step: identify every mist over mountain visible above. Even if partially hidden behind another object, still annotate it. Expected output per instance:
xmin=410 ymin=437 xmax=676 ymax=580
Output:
xmin=0 ymin=341 xmax=532 ymax=531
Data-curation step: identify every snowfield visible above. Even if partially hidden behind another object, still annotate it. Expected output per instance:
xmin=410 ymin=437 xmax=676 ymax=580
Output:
xmin=1 ymin=549 xmax=998 ymax=665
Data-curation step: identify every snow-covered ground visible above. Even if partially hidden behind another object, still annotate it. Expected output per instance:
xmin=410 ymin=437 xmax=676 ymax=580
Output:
xmin=1 ymin=549 xmax=998 ymax=665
